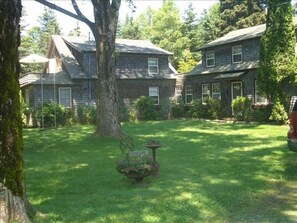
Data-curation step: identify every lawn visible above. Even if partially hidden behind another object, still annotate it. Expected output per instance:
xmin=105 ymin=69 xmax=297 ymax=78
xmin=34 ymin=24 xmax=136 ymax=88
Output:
xmin=23 ymin=120 xmax=297 ymax=223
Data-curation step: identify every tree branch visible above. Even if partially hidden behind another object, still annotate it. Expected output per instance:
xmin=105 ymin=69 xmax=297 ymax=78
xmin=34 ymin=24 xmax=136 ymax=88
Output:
xmin=70 ymin=0 xmax=93 ymax=28
xmin=34 ymin=0 xmax=94 ymax=28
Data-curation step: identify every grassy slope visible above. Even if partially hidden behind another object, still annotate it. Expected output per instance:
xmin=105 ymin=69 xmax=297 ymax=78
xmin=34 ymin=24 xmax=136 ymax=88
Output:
xmin=23 ymin=120 xmax=297 ymax=223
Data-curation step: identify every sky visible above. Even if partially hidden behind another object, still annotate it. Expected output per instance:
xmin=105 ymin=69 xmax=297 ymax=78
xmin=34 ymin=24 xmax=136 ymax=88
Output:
xmin=22 ymin=0 xmax=218 ymax=37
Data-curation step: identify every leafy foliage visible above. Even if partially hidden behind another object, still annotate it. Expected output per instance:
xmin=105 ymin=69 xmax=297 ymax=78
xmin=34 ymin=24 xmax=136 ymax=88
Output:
xmin=231 ymin=96 xmax=250 ymax=121
xmin=218 ymin=0 xmax=266 ymax=36
xmin=34 ymin=102 xmax=74 ymax=128
xmin=258 ymin=0 xmax=296 ymax=101
xmin=132 ymin=96 xmax=158 ymax=121
xmin=77 ymin=104 xmax=96 ymax=125
xmin=269 ymin=100 xmax=288 ymax=124
xmin=189 ymin=98 xmax=222 ymax=119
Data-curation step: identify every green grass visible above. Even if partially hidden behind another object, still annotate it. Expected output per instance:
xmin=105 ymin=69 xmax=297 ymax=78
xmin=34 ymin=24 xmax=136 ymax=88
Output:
xmin=23 ymin=120 xmax=297 ymax=222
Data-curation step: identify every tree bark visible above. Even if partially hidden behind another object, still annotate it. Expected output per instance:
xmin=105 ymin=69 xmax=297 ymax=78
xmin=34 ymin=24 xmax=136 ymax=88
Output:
xmin=91 ymin=0 xmax=122 ymax=137
xmin=0 ymin=0 xmax=31 ymax=222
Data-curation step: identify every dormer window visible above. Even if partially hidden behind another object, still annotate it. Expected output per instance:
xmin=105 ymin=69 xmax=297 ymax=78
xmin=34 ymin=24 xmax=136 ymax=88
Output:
xmin=206 ymin=51 xmax=215 ymax=67
xmin=148 ymin=58 xmax=158 ymax=74
xmin=232 ymin=45 xmax=242 ymax=63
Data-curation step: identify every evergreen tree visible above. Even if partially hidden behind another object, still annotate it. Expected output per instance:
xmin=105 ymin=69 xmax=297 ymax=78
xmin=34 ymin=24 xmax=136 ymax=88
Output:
xmin=117 ymin=14 xmax=142 ymax=39
xmin=38 ymin=8 xmax=61 ymax=55
xmin=258 ymin=0 xmax=296 ymax=101
xmin=68 ymin=22 xmax=81 ymax=37
xmin=218 ymin=0 xmax=266 ymax=36
xmin=196 ymin=3 xmax=221 ymax=47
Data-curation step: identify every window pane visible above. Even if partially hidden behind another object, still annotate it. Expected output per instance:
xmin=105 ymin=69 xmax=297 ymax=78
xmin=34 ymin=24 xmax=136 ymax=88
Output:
xmin=202 ymin=84 xmax=210 ymax=100
xmin=148 ymin=58 xmax=158 ymax=74
xmin=255 ymin=80 xmax=268 ymax=104
xmin=212 ymin=83 xmax=221 ymax=100
xmin=185 ymin=85 xmax=193 ymax=104
xmin=149 ymin=86 xmax=159 ymax=105
xmin=206 ymin=51 xmax=215 ymax=67
xmin=232 ymin=45 xmax=242 ymax=63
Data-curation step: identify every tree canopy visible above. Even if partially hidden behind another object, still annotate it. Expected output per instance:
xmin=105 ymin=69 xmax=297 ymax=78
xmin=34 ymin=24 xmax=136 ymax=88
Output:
xmin=258 ymin=0 xmax=296 ymax=101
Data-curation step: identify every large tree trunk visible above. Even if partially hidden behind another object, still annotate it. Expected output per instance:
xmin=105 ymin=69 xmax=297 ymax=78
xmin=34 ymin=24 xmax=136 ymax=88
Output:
xmin=0 ymin=0 xmax=31 ymax=222
xmin=91 ymin=0 xmax=122 ymax=137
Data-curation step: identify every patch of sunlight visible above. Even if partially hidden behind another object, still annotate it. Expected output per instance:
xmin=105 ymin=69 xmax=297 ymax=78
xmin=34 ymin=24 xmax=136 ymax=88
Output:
xmin=143 ymin=215 xmax=161 ymax=222
xmin=175 ymin=192 xmax=193 ymax=201
xmin=71 ymin=163 xmax=88 ymax=170
xmin=31 ymin=197 xmax=51 ymax=205
xmin=203 ymin=176 xmax=240 ymax=185
xmin=108 ymin=155 xmax=116 ymax=159
xmin=282 ymin=210 xmax=297 ymax=219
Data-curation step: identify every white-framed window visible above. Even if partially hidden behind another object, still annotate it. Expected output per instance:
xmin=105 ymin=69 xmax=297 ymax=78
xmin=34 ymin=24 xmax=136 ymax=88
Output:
xmin=206 ymin=51 xmax=215 ymax=67
xmin=185 ymin=85 xmax=193 ymax=104
xmin=212 ymin=83 xmax=221 ymax=100
xmin=232 ymin=45 xmax=242 ymax=63
xmin=59 ymin=87 xmax=72 ymax=108
xmin=148 ymin=58 xmax=158 ymax=74
xmin=255 ymin=80 xmax=268 ymax=104
xmin=202 ymin=84 xmax=210 ymax=101
xmin=149 ymin=86 xmax=159 ymax=105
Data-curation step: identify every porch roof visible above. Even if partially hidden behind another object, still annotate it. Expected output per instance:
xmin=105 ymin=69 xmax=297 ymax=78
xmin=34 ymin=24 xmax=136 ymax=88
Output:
xmin=214 ymin=71 xmax=246 ymax=79
xmin=19 ymin=71 xmax=74 ymax=87
xmin=188 ymin=60 xmax=259 ymax=76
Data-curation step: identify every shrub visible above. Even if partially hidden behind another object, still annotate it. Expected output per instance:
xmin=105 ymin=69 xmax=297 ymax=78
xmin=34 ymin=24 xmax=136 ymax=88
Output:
xmin=189 ymin=98 xmax=222 ymax=120
xmin=252 ymin=104 xmax=273 ymax=122
xmin=35 ymin=102 xmax=74 ymax=128
xmin=132 ymin=96 xmax=158 ymax=121
xmin=170 ymin=99 xmax=185 ymax=118
xmin=231 ymin=96 xmax=250 ymax=121
xmin=269 ymin=100 xmax=288 ymax=124
xmin=159 ymin=98 xmax=171 ymax=120
xmin=77 ymin=104 xmax=96 ymax=125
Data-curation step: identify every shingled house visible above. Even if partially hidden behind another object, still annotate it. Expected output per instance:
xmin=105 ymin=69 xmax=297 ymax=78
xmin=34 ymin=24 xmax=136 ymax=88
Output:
xmin=184 ymin=19 xmax=297 ymax=116
xmin=20 ymin=35 xmax=177 ymax=114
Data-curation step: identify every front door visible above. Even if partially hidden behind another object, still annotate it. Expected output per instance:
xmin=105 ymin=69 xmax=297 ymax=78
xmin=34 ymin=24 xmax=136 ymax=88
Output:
xmin=231 ymin=81 xmax=242 ymax=101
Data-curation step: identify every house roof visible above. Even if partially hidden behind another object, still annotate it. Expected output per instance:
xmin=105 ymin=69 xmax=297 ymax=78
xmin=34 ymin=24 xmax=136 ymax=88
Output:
xmin=62 ymin=36 xmax=173 ymax=55
xmin=51 ymin=35 xmax=90 ymax=79
xmin=188 ymin=60 xmax=259 ymax=76
xmin=19 ymin=71 xmax=74 ymax=87
xmin=198 ymin=17 xmax=297 ymax=50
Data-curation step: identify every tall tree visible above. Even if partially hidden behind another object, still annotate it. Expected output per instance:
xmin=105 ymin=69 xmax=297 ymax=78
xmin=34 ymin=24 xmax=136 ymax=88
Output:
xmin=68 ymin=22 xmax=82 ymax=37
xmin=197 ymin=3 xmax=221 ymax=46
xmin=0 ymin=0 xmax=31 ymax=222
xmin=38 ymin=8 xmax=61 ymax=55
xmin=35 ymin=0 xmax=122 ymax=137
xmin=150 ymin=0 xmax=189 ymax=68
xmin=117 ymin=14 xmax=142 ymax=39
xmin=258 ymin=0 xmax=296 ymax=101
xmin=218 ymin=0 xmax=266 ymax=36
xmin=19 ymin=26 xmax=42 ymax=73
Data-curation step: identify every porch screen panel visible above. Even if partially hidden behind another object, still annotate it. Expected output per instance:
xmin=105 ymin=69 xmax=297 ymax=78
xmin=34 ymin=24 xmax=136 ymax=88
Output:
xmin=59 ymin=87 xmax=72 ymax=108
